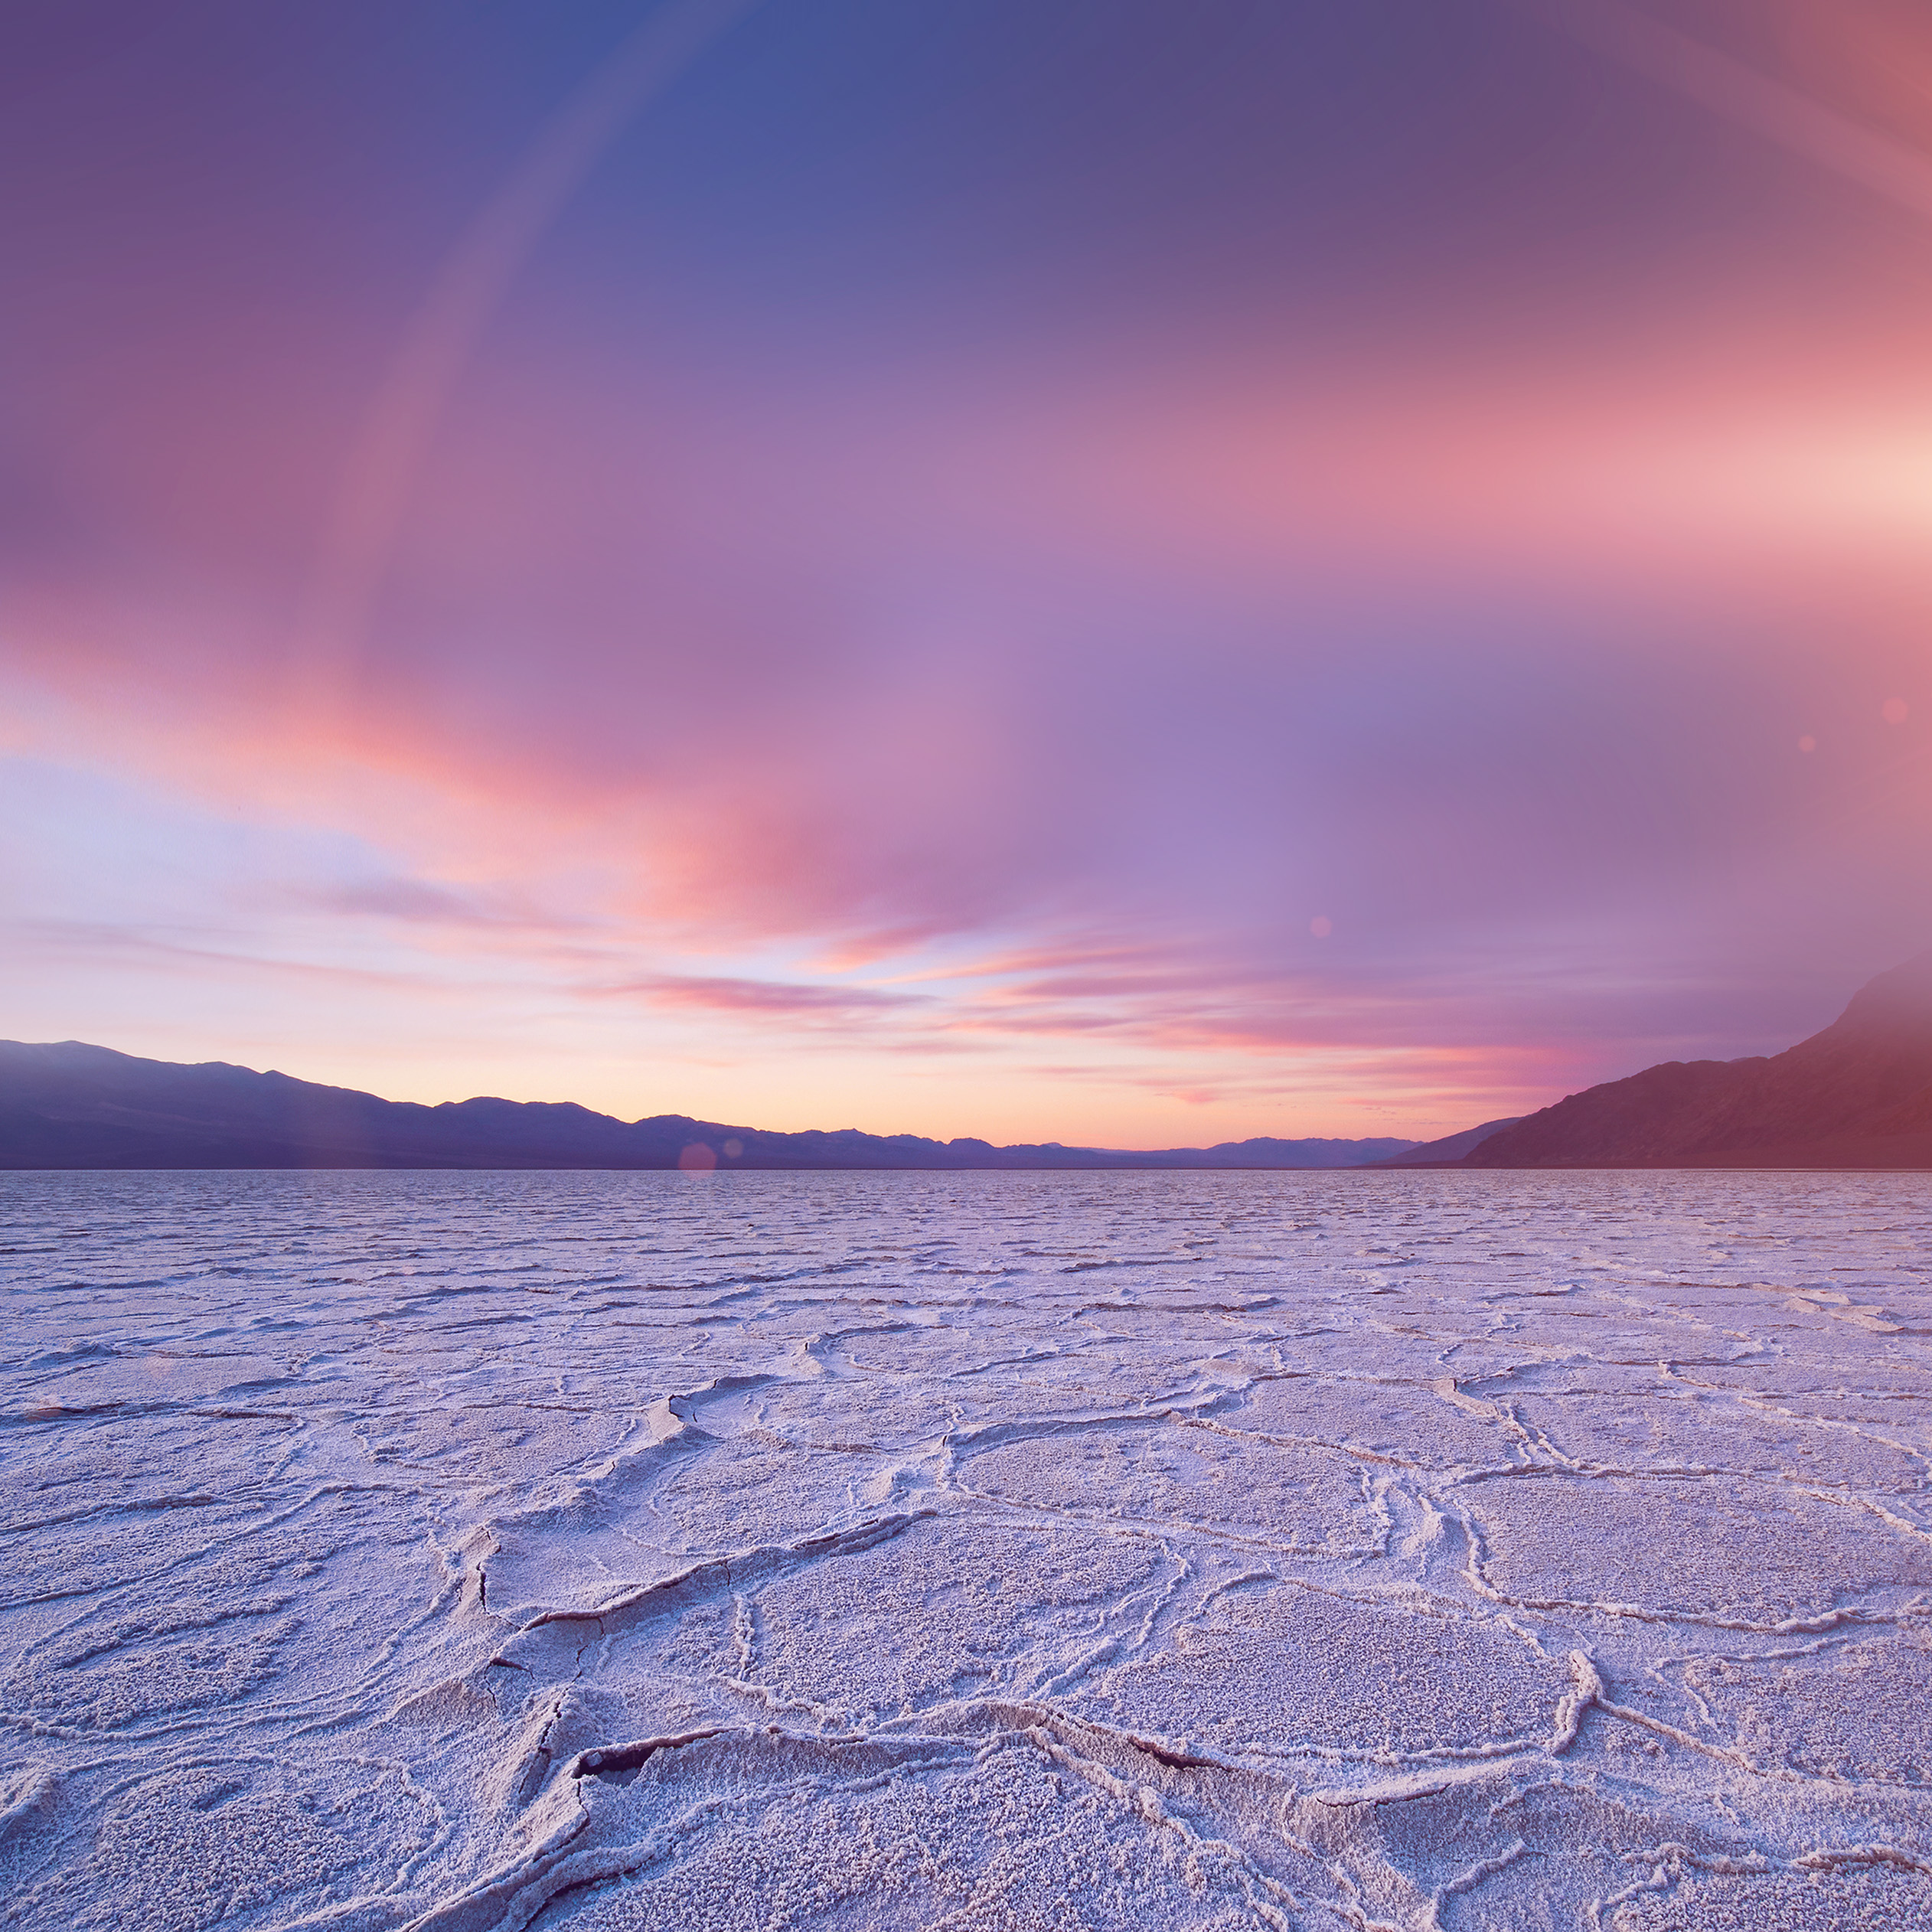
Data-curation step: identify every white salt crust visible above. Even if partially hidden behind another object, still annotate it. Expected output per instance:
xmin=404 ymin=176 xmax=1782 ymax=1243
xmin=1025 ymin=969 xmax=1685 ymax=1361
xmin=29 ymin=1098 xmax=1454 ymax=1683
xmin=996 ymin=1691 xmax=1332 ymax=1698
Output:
xmin=2 ymin=1168 xmax=1929 ymax=1929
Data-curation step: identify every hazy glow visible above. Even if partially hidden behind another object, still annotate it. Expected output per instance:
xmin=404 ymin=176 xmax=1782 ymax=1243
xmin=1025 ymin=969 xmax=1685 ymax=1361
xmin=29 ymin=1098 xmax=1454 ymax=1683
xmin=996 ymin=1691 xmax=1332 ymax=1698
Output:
xmin=3 ymin=0 xmax=1930 ymax=1141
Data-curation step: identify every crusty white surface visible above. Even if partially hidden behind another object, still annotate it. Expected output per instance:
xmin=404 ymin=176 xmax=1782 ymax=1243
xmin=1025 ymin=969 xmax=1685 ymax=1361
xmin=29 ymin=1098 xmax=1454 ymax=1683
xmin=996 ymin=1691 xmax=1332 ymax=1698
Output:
xmin=3 ymin=1170 xmax=1929 ymax=1929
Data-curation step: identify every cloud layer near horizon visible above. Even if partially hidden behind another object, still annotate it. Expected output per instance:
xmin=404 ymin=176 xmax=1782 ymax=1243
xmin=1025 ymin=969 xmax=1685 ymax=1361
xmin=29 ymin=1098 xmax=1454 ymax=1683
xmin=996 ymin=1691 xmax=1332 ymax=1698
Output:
xmin=4 ymin=0 xmax=1930 ymax=1142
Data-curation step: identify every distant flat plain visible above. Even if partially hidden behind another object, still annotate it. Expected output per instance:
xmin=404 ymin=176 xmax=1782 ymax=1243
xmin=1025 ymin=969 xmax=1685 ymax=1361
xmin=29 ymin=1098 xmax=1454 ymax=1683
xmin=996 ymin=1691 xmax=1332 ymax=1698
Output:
xmin=2 ymin=1170 xmax=1929 ymax=1930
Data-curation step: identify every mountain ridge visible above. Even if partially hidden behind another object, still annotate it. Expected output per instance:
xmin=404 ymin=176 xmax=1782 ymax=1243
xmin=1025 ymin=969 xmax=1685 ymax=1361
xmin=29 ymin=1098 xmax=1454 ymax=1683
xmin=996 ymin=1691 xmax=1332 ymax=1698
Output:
xmin=0 ymin=1039 xmax=1418 ymax=1170
xmin=1467 ymin=954 xmax=1932 ymax=1169
xmin=1369 ymin=1118 xmax=1524 ymax=1166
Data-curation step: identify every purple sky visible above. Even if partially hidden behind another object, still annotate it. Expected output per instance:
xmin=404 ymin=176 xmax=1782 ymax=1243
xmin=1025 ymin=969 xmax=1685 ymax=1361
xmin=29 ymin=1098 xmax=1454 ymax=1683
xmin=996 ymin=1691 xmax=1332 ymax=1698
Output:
xmin=4 ymin=0 xmax=1930 ymax=1143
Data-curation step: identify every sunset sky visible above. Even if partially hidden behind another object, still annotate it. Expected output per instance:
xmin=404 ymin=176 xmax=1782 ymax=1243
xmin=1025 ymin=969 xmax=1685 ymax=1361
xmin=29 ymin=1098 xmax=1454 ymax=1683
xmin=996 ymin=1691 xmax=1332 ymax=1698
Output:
xmin=5 ymin=0 xmax=1931 ymax=1145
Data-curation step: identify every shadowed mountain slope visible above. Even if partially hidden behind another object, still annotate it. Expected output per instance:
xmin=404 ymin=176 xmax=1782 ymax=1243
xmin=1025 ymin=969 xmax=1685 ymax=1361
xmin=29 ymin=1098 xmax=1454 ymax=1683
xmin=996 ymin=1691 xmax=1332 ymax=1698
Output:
xmin=0 ymin=1041 xmax=1418 ymax=1170
xmin=1467 ymin=955 xmax=1932 ymax=1169
xmin=1369 ymin=1118 xmax=1523 ymax=1166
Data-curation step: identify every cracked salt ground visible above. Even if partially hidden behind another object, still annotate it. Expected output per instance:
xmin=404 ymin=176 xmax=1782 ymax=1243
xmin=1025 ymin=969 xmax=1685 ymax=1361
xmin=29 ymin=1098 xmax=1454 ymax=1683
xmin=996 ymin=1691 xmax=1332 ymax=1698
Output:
xmin=3 ymin=1172 xmax=1931 ymax=1929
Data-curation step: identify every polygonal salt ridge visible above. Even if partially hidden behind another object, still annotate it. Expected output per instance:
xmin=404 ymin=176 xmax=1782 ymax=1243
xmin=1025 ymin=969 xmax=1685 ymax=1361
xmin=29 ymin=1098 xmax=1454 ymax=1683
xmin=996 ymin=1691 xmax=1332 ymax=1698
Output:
xmin=641 ymin=1434 xmax=906 ymax=1553
xmin=1255 ymin=1331 xmax=1529 ymax=1385
xmin=560 ymin=1718 xmax=987 ymax=1785
xmin=1598 ymin=1848 xmax=1932 ymax=1931
xmin=0 ymin=1764 xmax=63 ymax=1893
xmin=1746 ymin=1375 xmax=1932 ymax=1435
xmin=381 ymin=1673 xmax=502 ymax=1734
xmin=751 ymin=1386 xmax=966 ymax=1458
xmin=929 ymin=1369 xmax=1240 ymax=1444
xmin=475 ymin=1521 xmax=698 ymax=1630
xmin=580 ymin=1692 xmax=1800 ymax=1932
xmin=482 ymin=1372 xmax=778 ymax=1529
xmin=1666 ymin=1625 xmax=1932 ymax=1788
xmin=1453 ymin=1472 xmax=1932 ymax=1631
xmin=1074 ymin=1578 xmax=1575 ymax=1773
xmin=5 ymin=1611 xmax=301 ymax=1736
xmin=424 ymin=1715 xmax=1336 ymax=1932
xmin=1216 ymin=1374 xmax=1525 ymax=1473
xmin=3 ymin=1505 xmax=307 ymax=1669
xmin=733 ymin=1516 xmax=1176 ymax=1726
xmin=1496 ymin=1397 xmax=1930 ymax=1491
xmin=11 ymin=1758 xmax=447 ymax=1932
xmin=1800 ymin=1287 xmax=1917 ymax=1329
xmin=475 ymin=1407 xmax=879 ymax=1614
xmin=945 ymin=1416 xmax=1385 ymax=1554
xmin=483 ymin=1506 xmax=964 ymax=1683
xmin=1292 ymin=1769 xmax=1850 ymax=1930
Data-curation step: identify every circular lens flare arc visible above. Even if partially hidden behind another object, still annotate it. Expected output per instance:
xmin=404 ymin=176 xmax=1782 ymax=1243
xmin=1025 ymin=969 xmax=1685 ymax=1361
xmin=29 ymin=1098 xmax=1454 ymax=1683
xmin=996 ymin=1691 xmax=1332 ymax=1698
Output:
xmin=302 ymin=0 xmax=766 ymax=716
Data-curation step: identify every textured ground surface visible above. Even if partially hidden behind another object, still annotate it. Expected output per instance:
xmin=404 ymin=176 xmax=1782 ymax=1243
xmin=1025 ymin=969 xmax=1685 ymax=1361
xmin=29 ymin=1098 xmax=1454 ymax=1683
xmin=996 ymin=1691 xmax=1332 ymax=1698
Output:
xmin=2 ymin=1169 xmax=1930 ymax=1930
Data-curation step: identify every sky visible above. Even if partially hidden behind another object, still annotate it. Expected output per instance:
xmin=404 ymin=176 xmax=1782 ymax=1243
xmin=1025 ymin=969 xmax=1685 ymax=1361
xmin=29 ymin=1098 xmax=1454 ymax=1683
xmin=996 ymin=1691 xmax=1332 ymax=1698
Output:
xmin=5 ymin=0 xmax=1931 ymax=1146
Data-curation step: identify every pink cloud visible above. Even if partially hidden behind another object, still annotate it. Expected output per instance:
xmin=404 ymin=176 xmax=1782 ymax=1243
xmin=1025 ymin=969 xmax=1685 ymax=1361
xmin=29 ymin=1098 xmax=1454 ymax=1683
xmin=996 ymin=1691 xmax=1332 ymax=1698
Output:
xmin=611 ymin=973 xmax=931 ymax=1024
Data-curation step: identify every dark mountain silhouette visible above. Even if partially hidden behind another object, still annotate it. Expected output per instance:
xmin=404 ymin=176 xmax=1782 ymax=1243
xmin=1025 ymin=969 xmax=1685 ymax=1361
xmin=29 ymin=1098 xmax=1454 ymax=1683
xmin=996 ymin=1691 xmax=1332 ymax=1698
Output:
xmin=1369 ymin=1117 xmax=1523 ymax=1166
xmin=1467 ymin=955 xmax=1932 ymax=1169
xmin=0 ymin=1040 xmax=1418 ymax=1170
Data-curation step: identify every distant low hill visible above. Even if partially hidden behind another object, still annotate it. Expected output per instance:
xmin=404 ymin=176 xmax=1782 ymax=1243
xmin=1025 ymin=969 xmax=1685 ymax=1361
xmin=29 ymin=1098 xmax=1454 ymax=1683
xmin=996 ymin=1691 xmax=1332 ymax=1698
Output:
xmin=1467 ymin=955 xmax=1932 ymax=1169
xmin=0 ymin=1040 xmax=1419 ymax=1171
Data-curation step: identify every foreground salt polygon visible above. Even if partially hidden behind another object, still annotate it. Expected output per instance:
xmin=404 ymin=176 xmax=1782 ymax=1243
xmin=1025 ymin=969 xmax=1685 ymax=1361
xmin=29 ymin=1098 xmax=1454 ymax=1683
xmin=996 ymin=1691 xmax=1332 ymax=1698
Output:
xmin=2 ymin=1169 xmax=1929 ymax=1930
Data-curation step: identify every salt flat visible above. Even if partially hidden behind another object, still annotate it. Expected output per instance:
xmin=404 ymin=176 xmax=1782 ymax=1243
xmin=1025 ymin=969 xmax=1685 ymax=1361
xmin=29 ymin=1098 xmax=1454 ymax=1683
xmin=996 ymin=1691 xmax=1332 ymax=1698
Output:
xmin=2 ymin=1170 xmax=1930 ymax=1930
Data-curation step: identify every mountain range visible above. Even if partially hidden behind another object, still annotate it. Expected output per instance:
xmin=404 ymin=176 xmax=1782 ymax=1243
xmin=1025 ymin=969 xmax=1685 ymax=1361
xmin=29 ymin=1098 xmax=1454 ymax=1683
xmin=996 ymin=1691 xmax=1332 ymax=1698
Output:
xmin=0 ymin=1040 xmax=1421 ymax=1170
xmin=3 ymin=955 xmax=1926 ymax=1170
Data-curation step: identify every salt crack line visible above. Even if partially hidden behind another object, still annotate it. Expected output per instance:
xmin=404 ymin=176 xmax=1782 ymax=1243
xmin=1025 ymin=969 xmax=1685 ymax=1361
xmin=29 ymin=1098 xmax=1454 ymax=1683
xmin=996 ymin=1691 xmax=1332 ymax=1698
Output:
xmin=504 ymin=1507 xmax=935 ymax=1638
xmin=564 ymin=1726 xmax=727 ymax=1780
xmin=1451 ymin=1503 xmax=1929 ymax=1633
xmin=1021 ymin=1721 xmax=1304 ymax=1931
xmin=1584 ymin=1836 xmax=1932 ymax=1930
xmin=381 ymin=1725 xmax=991 ymax=1932
xmin=1425 ymin=1838 xmax=1529 ymax=1927
xmin=1549 ymin=1650 xmax=1602 ymax=1754
xmin=1793 ymin=1841 xmax=1932 ymax=1875
xmin=486 ymin=1370 xmax=781 ymax=1530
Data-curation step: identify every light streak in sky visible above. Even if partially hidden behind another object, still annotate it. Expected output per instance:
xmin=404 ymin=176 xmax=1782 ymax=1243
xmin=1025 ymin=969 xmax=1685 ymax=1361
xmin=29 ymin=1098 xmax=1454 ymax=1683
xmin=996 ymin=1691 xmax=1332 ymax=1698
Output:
xmin=306 ymin=0 xmax=765 ymax=707
xmin=1537 ymin=0 xmax=1932 ymax=220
